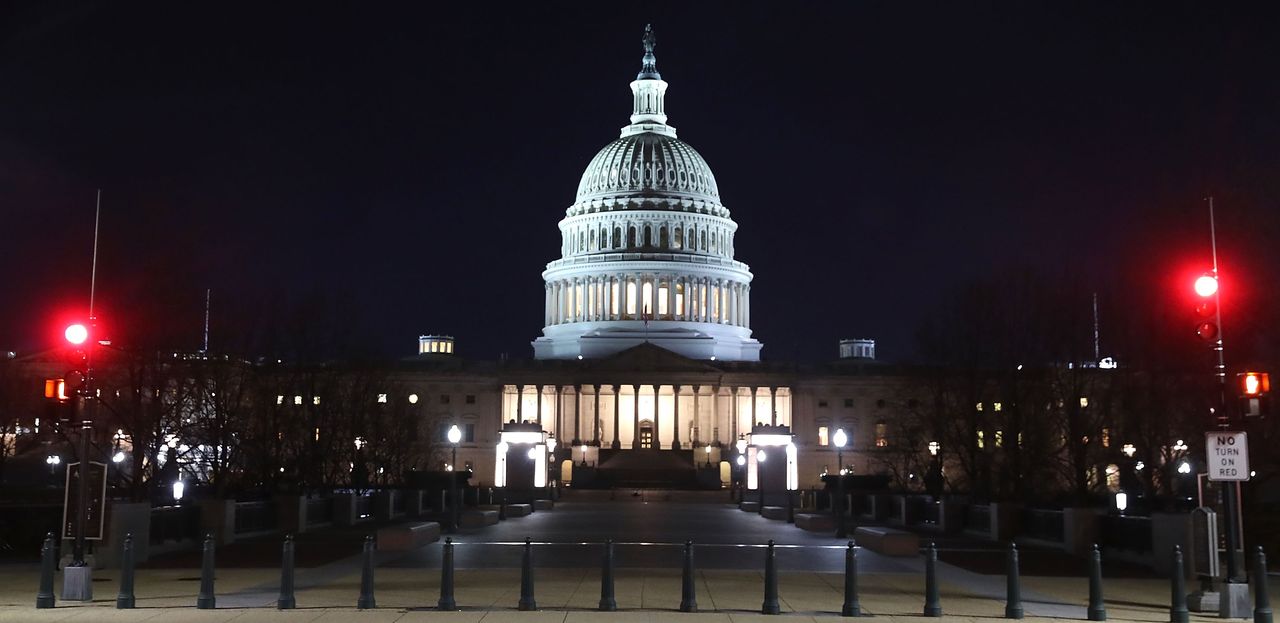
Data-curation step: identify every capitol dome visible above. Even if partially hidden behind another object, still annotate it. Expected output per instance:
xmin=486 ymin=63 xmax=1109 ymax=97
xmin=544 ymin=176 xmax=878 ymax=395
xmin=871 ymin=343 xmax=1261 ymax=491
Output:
xmin=574 ymin=133 xmax=721 ymax=208
xmin=532 ymin=25 xmax=762 ymax=362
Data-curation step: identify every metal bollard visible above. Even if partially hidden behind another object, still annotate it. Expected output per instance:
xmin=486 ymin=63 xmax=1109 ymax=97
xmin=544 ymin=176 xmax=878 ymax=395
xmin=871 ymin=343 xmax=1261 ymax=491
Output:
xmin=1087 ymin=543 xmax=1106 ymax=621
xmin=36 ymin=532 xmax=56 ymax=609
xmin=357 ymin=535 xmax=376 ymax=609
xmin=438 ymin=537 xmax=456 ymax=610
xmin=196 ymin=534 xmax=216 ymax=609
xmin=1169 ymin=545 xmax=1188 ymax=623
xmin=680 ymin=539 xmax=697 ymax=612
xmin=787 ymin=491 xmax=795 ymax=523
xmin=842 ymin=540 xmax=860 ymax=617
xmin=1005 ymin=542 xmax=1023 ymax=619
xmin=762 ymin=539 xmax=780 ymax=614
xmin=518 ymin=537 xmax=537 ymax=610
xmin=278 ymin=534 xmax=296 ymax=610
xmin=116 ymin=533 xmax=136 ymax=609
xmin=924 ymin=542 xmax=942 ymax=617
xmin=599 ymin=539 xmax=617 ymax=611
xmin=1255 ymin=546 xmax=1273 ymax=623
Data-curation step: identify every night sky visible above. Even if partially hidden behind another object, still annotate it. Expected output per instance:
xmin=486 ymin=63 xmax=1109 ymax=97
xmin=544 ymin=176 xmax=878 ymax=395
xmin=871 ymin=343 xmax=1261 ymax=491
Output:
xmin=3 ymin=2 xmax=1279 ymax=364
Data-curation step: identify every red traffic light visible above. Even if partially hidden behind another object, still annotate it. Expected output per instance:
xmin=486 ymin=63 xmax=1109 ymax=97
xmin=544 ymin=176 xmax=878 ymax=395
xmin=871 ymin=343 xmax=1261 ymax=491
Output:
xmin=1194 ymin=274 xmax=1219 ymax=298
xmin=1240 ymin=372 xmax=1270 ymax=397
xmin=64 ymin=323 xmax=88 ymax=345
xmin=1196 ymin=321 xmax=1219 ymax=341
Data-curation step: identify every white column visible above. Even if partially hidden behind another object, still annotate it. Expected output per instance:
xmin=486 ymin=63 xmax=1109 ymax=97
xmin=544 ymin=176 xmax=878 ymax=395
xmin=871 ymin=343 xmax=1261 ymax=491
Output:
xmin=669 ymin=276 xmax=677 ymax=320
xmin=551 ymin=282 xmax=559 ymax=324
xmin=743 ymin=285 xmax=750 ymax=327
xmin=603 ymin=276 xmax=613 ymax=320
xmin=728 ymin=282 xmax=737 ymax=326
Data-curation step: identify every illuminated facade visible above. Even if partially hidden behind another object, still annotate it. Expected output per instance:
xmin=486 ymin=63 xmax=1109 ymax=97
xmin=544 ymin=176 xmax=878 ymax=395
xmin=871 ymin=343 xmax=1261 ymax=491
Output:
xmin=532 ymin=25 xmax=762 ymax=362
xmin=407 ymin=28 xmax=906 ymax=492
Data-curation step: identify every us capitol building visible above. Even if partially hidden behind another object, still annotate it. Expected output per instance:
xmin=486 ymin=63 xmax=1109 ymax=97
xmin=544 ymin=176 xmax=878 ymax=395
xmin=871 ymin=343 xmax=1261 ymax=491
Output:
xmin=405 ymin=27 xmax=916 ymax=493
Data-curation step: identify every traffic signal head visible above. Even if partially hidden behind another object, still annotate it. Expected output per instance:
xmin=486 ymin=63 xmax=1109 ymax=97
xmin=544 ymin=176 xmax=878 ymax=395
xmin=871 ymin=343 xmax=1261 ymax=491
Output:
xmin=1192 ymin=273 xmax=1220 ymax=341
xmin=1241 ymin=372 xmax=1270 ymax=397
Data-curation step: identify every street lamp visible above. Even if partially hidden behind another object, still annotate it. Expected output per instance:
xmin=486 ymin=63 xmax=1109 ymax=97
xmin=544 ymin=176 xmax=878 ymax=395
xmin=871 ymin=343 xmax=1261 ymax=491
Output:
xmin=833 ymin=428 xmax=848 ymax=538
xmin=46 ymin=454 xmax=61 ymax=474
xmin=447 ymin=424 xmax=462 ymax=532
xmin=704 ymin=445 xmax=712 ymax=468
xmin=172 ymin=480 xmax=185 ymax=504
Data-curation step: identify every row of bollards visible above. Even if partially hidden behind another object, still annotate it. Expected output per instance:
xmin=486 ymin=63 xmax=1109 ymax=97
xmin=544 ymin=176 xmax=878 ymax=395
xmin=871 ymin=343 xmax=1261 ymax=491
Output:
xmin=34 ymin=532 xmax=1278 ymax=619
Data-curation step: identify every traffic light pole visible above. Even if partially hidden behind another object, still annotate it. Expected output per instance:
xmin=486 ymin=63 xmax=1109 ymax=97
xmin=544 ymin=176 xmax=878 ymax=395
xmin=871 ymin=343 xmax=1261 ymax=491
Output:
xmin=1203 ymin=198 xmax=1248 ymax=618
xmin=73 ymin=398 xmax=91 ymax=566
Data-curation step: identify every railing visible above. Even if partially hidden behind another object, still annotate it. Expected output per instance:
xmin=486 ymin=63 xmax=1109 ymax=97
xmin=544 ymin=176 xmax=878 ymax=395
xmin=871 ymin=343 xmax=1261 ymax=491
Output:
xmin=306 ymin=497 xmax=333 ymax=526
xmin=150 ymin=504 xmax=200 ymax=545
xmin=966 ymin=504 xmax=991 ymax=533
xmin=234 ymin=501 xmax=277 ymax=534
xmin=356 ymin=494 xmax=373 ymax=520
xmin=1021 ymin=508 xmax=1065 ymax=542
xmin=1099 ymin=514 xmax=1152 ymax=553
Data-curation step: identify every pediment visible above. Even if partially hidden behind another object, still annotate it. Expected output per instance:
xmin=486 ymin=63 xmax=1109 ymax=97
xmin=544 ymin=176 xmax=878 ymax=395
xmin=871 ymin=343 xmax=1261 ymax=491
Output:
xmin=591 ymin=342 xmax=722 ymax=374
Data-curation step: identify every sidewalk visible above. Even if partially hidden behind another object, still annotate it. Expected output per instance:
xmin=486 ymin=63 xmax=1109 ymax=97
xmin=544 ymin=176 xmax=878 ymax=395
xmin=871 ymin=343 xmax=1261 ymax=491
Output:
xmin=1 ymin=557 xmax=1269 ymax=622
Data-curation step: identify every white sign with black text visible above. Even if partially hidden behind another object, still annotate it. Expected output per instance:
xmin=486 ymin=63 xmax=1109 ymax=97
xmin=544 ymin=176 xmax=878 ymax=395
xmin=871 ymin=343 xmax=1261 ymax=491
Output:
xmin=1205 ymin=432 xmax=1249 ymax=482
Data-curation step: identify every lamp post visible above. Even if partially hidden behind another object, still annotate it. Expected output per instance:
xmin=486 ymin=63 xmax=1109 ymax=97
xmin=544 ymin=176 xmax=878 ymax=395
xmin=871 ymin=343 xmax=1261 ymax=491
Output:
xmin=757 ymin=449 xmax=767 ymax=514
xmin=447 ymin=424 xmax=462 ymax=532
xmin=704 ymin=445 xmax=712 ymax=468
xmin=735 ymin=436 xmax=747 ymax=503
xmin=496 ymin=441 xmax=508 ymax=520
xmin=833 ymin=428 xmax=848 ymax=538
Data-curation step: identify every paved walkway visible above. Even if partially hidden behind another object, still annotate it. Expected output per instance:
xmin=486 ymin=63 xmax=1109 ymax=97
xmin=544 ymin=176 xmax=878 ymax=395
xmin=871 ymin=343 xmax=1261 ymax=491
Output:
xmin=0 ymin=496 xmax=1273 ymax=621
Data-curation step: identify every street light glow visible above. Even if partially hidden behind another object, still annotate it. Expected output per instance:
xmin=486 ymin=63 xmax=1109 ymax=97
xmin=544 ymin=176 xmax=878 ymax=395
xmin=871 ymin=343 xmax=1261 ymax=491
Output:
xmin=833 ymin=428 xmax=847 ymax=449
xmin=447 ymin=424 xmax=462 ymax=444
xmin=112 ymin=451 xmax=126 ymax=463
xmin=757 ymin=450 xmax=767 ymax=463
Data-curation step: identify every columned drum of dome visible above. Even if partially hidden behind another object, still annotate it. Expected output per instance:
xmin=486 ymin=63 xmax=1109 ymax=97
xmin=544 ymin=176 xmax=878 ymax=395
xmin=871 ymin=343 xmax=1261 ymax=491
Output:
xmin=533 ymin=26 xmax=763 ymax=362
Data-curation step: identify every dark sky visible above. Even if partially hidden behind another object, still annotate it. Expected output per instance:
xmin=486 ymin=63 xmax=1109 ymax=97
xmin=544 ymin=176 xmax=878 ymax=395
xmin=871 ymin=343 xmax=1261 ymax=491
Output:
xmin=3 ymin=2 xmax=1279 ymax=363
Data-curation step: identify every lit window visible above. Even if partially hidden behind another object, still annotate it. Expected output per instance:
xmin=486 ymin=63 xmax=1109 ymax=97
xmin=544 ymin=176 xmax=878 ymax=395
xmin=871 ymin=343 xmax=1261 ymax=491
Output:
xmin=675 ymin=283 xmax=684 ymax=316
xmin=313 ymin=396 xmax=321 ymax=405
xmin=276 ymin=395 xmax=284 ymax=405
xmin=975 ymin=402 xmax=984 ymax=412
xmin=874 ymin=421 xmax=888 ymax=448
xmin=293 ymin=395 xmax=302 ymax=405
xmin=977 ymin=431 xmax=985 ymax=449
xmin=611 ymin=281 xmax=620 ymax=315
xmin=1079 ymin=397 xmax=1089 ymax=408
xmin=658 ymin=284 xmax=669 ymax=316
xmin=626 ymin=281 xmax=637 ymax=315
xmin=1101 ymin=427 xmax=1111 ymax=448
xmin=408 ymin=394 xmax=419 ymax=404
xmin=314 ymin=427 xmax=320 ymax=441
xmin=995 ymin=430 xmax=1003 ymax=447
xmin=818 ymin=426 xmax=829 ymax=446
xmin=993 ymin=402 xmax=1002 ymax=412
xmin=377 ymin=394 xmax=387 ymax=404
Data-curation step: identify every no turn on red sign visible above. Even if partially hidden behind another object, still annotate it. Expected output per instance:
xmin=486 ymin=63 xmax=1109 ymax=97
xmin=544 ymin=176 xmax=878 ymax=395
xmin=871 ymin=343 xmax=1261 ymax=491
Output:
xmin=1205 ymin=431 xmax=1249 ymax=481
